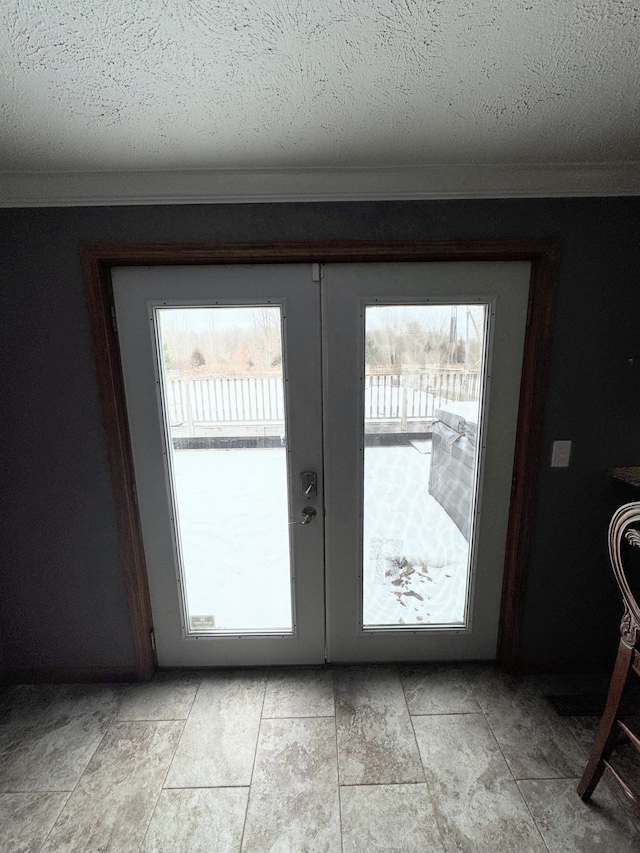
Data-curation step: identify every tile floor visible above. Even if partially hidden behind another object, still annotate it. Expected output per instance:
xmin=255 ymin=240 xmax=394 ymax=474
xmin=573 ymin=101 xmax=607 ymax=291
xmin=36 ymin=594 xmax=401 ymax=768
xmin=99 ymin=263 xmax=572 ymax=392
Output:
xmin=0 ymin=665 xmax=639 ymax=852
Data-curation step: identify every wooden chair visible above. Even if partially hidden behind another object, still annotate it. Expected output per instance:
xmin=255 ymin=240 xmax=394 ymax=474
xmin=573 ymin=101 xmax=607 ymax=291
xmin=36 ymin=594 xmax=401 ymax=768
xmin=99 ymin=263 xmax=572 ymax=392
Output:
xmin=577 ymin=501 xmax=640 ymax=812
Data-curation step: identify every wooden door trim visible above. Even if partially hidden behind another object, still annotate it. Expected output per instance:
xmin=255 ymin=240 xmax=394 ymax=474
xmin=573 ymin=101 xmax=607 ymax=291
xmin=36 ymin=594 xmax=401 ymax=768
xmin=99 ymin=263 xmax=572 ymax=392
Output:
xmin=81 ymin=238 xmax=559 ymax=677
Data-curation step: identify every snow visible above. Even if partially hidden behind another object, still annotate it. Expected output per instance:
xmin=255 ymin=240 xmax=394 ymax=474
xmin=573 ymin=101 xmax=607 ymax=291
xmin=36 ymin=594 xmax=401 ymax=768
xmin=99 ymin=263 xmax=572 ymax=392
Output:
xmin=435 ymin=399 xmax=480 ymax=424
xmin=363 ymin=446 xmax=469 ymax=626
xmin=172 ymin=449 xmax=292 ymax=632
xmin=171 ymin=444 xmax=471 ymax=633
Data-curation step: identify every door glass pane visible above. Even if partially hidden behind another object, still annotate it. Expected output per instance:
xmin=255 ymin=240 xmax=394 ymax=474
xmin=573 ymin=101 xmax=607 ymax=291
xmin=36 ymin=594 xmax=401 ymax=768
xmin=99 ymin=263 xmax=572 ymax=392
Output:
xmin=156 ymin=306 xmax=292 ymax=634
xmin=363 ymin=304 xmax=487 ymax=628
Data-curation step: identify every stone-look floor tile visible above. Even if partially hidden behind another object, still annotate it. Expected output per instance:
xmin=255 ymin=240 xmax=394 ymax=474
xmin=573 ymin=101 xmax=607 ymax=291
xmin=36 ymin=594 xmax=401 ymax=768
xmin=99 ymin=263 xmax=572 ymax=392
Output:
xmin=565 ymin=712 xmax=640 ymax=782
xmin=242 ymin=717 xmax=341 ymax=853
xmin=39 ymin=684 xmax=123 ymax=726
xmin=117 ymin=670 xmax=200 ymax=721
xmin=334 ymin=666 xmax=424 ymax=785
xmin=563 ymin=713 xmax=599 ymax=754
xmin=340 ymin=784 xmax=444 ymax=853
xmin=0 ymin=726 xmax=30 ymax=769
xmin=519 ymin=778 xmax=640 ymax=853
xmin=262 ymin=667 xmax=334 ymax=718
xmin=400 ymin=665 xmax=480 ymax=715
xmin=0 ymin=685 xmax=58 ymax=727
xmin=0 ymin=792 xmax=69 ymax=853
xmin=140 ymin=787 xmax=248 ymax=853
xmin=413 ymin=714 xmax=547 ymax=853
xmin=165 ymin=670 xmax=265 ymax=788
xmin=564 ymin=713 xmax=640 ymax=827
xmin=42 ymin=721 xmax=182 ymax=853
xmin=468 ymin=666 xmax=585 ymax=779
xmin=0 ymin=711 xmax=111 ymax=792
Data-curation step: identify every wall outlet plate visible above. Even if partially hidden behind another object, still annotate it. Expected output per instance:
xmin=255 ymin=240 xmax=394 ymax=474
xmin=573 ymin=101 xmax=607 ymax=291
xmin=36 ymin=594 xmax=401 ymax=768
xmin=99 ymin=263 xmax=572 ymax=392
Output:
xmin=551 ymin=440 xmax=572 ymax=467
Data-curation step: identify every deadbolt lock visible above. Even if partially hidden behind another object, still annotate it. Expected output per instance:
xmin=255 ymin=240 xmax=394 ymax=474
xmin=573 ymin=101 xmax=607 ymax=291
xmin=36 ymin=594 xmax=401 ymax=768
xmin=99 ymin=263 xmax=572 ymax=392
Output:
xmin=301 ymin=506 xmax=317 ymax=525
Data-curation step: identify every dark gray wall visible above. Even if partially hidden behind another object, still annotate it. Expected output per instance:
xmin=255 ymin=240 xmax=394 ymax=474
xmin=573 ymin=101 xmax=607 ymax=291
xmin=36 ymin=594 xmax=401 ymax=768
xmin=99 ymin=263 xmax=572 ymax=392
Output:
xmin=1 ymin=199 xmax=639 ymax=674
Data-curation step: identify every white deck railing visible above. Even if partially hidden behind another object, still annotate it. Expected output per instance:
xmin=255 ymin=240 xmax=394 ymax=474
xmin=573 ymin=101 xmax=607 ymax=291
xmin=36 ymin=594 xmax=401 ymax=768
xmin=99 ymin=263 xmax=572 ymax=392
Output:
xmin=166 ymin=370 xmax=480 ymax=433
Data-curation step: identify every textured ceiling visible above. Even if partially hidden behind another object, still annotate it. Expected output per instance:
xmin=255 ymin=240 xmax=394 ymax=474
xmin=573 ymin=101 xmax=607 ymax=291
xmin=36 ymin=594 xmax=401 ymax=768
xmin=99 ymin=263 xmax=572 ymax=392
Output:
xmin=1 ymin=0 xmax=639 ymax=173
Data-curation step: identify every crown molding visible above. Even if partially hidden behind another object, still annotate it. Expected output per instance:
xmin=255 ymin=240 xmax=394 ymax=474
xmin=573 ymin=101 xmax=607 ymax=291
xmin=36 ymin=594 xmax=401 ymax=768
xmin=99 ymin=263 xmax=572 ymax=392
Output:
xmin=0 ymin=162 xmax=639 ymax=207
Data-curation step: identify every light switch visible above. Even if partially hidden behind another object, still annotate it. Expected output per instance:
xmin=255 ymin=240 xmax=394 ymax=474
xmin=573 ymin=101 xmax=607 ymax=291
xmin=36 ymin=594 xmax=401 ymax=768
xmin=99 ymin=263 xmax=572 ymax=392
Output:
xmin=551 ymin=440 xmax=572 ymax=467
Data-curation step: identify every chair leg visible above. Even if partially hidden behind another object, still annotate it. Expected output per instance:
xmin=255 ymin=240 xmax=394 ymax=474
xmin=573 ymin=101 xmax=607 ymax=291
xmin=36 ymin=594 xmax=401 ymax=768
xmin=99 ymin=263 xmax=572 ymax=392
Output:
xmin=577 ymin=639 xmax=633 ymax=800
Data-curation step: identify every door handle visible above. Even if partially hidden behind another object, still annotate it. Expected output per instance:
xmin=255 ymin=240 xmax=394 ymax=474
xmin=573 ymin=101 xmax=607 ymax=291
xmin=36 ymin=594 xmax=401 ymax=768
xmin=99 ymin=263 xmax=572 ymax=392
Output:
xmin=300 ymin=471 xmax=317 ymax=498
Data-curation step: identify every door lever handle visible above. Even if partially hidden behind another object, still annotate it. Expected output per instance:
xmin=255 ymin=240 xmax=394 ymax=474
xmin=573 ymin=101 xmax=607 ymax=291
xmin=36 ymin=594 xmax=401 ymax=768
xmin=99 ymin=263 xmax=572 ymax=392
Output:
xmin=300 ymin=471 xmax=317 ymax=498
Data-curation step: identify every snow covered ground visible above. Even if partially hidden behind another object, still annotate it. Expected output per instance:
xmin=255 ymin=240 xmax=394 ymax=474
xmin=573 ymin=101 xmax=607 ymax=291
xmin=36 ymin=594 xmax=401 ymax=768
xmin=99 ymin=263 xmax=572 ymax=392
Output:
xmin=171 ymin=443 xmax=471 ymax=633
xmin=363 ymin=445 xmax=469 ymax=627
xmin=172 ymin=448 xmax=292 ymax=632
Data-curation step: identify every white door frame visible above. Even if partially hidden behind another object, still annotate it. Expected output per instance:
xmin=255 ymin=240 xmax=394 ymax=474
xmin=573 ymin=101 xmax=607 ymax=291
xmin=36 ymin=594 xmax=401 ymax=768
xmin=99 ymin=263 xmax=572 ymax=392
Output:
xmin=82 ymin=239 xmax=558 ymax=679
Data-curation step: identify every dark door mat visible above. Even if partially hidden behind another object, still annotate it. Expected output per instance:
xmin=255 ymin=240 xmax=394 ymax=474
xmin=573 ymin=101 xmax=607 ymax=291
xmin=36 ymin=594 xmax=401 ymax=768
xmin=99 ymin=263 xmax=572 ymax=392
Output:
xmin=546 ymin=694 xmax=639 ymax=717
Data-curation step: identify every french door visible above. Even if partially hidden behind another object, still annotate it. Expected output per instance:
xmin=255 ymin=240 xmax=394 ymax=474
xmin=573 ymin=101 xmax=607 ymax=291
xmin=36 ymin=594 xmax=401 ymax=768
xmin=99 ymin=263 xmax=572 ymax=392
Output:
xmin=112 ymin=261 xmax=530 ymax=666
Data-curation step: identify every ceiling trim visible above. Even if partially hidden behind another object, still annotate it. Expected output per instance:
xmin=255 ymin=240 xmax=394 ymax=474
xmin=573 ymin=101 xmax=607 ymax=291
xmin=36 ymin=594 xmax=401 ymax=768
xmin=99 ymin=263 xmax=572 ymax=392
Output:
xmin=1 ymin=162 xmax=639 ymax=207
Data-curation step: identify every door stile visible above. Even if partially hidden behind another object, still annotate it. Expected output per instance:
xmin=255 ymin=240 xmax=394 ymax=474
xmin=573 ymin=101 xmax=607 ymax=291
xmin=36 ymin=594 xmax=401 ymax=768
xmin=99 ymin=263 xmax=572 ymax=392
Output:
xmin=322 ymin=263 xmax=531 ymax=662
xmin=111 ymin=265 xmax=326 ymax=666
